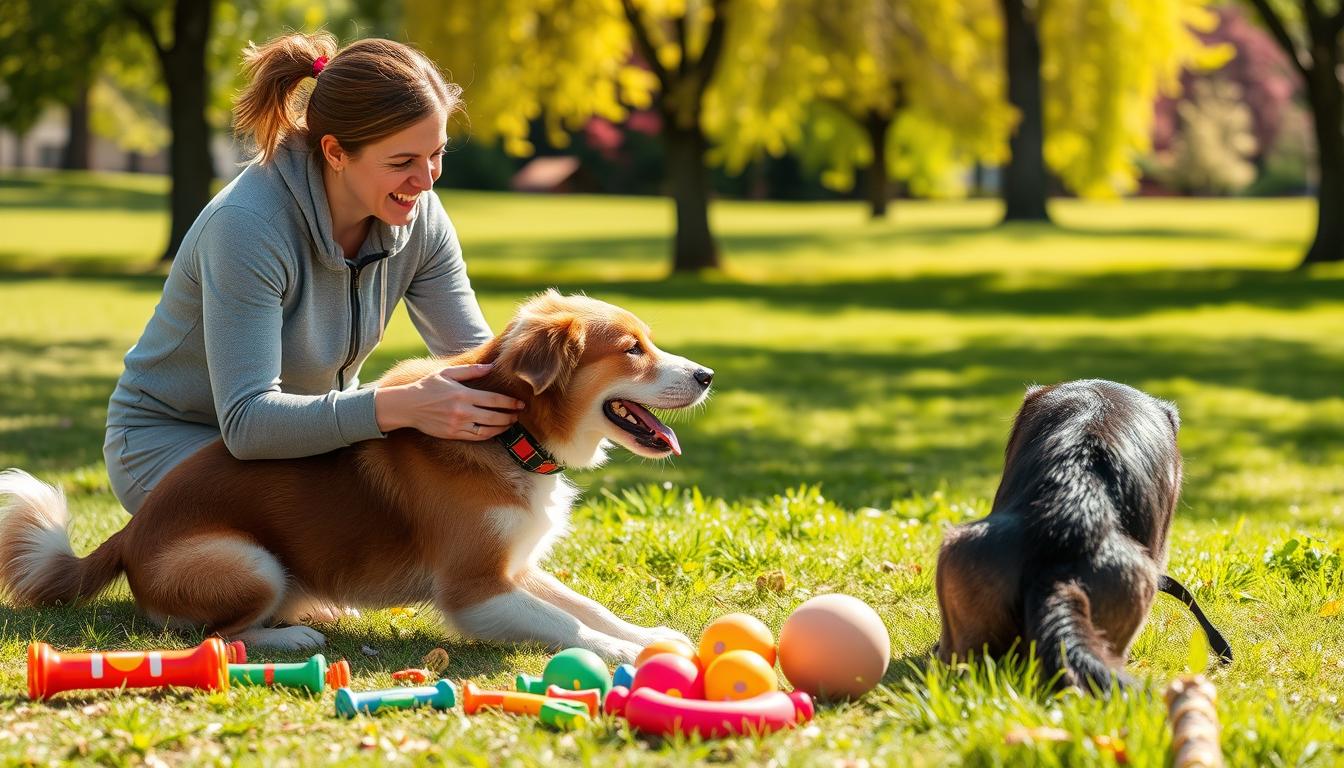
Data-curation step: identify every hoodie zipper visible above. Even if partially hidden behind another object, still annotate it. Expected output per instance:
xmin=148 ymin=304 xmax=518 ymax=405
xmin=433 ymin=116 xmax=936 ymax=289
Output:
xmin=337 ymin=250 xmax=392 ymax=390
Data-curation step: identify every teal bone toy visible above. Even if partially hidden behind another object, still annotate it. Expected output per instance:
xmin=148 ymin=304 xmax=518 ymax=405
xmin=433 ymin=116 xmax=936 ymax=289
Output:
xmin=335 ymin=679 xmax=458 ymax=718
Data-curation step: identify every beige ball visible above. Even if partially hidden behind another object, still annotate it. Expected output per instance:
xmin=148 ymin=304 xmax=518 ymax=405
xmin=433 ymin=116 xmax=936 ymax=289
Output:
xmin=778 ymin=593 xmax=890 ymax=700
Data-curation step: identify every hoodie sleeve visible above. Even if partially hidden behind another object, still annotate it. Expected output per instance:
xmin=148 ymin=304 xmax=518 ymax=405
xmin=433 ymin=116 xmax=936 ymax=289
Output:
xmin=403 ymin=192 xmax=493 ymax=355
xmin=198 ymin=205 xmax=384 ymax=460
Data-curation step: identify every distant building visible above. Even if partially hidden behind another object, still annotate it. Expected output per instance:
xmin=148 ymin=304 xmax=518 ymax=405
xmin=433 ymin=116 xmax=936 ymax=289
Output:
xmin=0 ymin=105 xmax=246 ymax=179
xmin=510 ymin=156 xmax=597 ymax=194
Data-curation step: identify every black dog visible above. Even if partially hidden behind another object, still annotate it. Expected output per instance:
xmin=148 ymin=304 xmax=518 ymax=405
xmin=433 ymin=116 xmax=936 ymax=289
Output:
xmin=935 ymin=379 xmax=1230 ymax=692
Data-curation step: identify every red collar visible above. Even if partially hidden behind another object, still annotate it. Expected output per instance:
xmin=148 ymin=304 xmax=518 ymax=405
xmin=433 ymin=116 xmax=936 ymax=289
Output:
xmin=496 ymin=424 xmax=564 ymax=475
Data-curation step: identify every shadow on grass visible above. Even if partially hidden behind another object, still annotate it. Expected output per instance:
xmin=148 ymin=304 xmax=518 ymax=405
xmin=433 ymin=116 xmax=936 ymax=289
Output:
xmin=470 ymin=266 xmax=1342 ymax=318
xmin=0 ymin=174 xmax=167 ymax=212
xmin=2 ymin=269 xmax=1339 ymax=515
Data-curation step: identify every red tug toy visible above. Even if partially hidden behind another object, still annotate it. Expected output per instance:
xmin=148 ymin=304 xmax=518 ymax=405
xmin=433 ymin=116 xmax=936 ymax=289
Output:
xmin=28 ymin=638 xmax=236 ymax=700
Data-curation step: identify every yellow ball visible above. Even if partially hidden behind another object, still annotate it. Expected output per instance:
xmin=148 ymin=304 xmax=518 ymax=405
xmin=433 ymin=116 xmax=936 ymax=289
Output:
xmin=635 ymin=638 xmax=697 ymax=668
xmin=697 ymin=613 xmax=776 ymax=668
xmin=704 ymin=650 xmax=778 ymax=701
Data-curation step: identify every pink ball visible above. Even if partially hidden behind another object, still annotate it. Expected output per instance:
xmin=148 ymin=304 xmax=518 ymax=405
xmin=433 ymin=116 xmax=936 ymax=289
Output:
xmin=631 ymin=653 xmax=704 ymax=699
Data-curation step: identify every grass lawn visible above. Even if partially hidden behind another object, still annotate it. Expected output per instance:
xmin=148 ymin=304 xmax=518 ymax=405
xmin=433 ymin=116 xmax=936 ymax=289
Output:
xmin=0 ymin=170 xmax=1341 ymax=765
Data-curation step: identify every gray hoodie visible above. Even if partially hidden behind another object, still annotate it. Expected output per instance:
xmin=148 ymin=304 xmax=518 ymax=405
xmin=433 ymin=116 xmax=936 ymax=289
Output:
xmin=106 ymin=138 xmax=492 ymax=464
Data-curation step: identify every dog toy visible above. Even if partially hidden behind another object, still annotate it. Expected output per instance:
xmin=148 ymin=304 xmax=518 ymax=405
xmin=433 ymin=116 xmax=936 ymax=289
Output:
xmin=28 ymin=638 xmax=230 ymax=700
xmin=224 ymin=641 xmax=247 ymax=663
xmin=334 ymin=679 xmax=457 ymax=718
xmin=543 ymin=684 xmax=601 ymax=716
xmin=515 ymin=647 xmax=611 ymax=696
xmin=612 ymin=663 xmax=636 ymax=688
xmin=635 ymin=638 xmax=696 ymax=667
xmin=778 ymin=593 xmax=889 ymax=699
xmin=463 ymin=681 xmax=557 ymax=715
xmin=698 ymin=613 xmax=776 ymax=668
xmin=539 ymin=698 xmax=590 ymax=729
xmin=391 ymin=668 xmax=434 ymax=684
xmin=604 ymin=685 xmax=814 ymax=738
xmin=631 ymin=652 xmax=704 ymax=698
xmin=1166 ymin=676 xmax=1223 ymax=767
xmin=703 ymin=648 xmax=777 ymax=701
xmin=229 ymin=654 xmax=351 ymax=693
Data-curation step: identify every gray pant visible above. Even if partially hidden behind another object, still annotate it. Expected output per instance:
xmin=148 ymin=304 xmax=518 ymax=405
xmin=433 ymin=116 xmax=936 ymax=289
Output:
xmin=103 ymin=423 xmax=221 ymax=514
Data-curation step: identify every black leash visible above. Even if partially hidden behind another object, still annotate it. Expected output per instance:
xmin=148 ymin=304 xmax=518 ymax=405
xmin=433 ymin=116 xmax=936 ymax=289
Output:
xmin=1158 ymin=574 xmax=1234 ymax=664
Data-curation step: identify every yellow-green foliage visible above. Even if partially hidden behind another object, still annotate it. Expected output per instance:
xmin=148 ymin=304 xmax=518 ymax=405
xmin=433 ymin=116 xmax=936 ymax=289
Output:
xmin=1040 ymin=0 xmax=1232 ymax=198
xmin=707 ymin=0 xmax=1014 ymax=196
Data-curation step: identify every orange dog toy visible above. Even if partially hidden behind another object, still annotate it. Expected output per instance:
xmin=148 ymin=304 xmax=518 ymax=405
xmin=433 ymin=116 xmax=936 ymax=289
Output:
xmin=28 ymin=638 xmax=230 ymax=700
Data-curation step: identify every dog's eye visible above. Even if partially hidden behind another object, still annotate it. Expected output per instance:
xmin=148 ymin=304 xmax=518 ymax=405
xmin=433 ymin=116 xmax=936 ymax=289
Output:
xmin=626 ymin=341 xmax=644 ymax=356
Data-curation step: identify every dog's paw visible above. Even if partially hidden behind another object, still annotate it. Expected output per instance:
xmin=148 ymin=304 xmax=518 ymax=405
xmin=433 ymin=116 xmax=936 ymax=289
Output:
xmin=234 ymin=625 xmax=327 ymax=651
xmin=581 ymin=633 xmax=643 ymax=664
xmin=278 ymin=598 xmax=360 ymax=624
xmin=628 ymin=625 xmax=693 ymax=649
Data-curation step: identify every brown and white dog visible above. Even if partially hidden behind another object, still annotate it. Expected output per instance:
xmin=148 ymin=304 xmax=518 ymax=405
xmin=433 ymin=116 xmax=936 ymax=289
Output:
xmin=0 ymin=291 xmax=711 ymax=662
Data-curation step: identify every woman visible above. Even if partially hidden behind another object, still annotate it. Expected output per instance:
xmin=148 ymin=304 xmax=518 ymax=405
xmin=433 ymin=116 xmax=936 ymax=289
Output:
xmin=104 ymin=32 xmax=522 ymax=515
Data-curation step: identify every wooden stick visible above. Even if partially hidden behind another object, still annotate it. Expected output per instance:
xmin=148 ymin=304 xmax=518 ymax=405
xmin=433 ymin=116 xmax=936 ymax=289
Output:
xmin=1165 ymin=675 xmax=1223 ymax=768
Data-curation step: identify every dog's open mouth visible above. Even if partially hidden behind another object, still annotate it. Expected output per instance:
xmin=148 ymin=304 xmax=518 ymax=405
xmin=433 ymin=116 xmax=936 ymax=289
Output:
xmin=604 ymin=399 xmax=681 ymax=455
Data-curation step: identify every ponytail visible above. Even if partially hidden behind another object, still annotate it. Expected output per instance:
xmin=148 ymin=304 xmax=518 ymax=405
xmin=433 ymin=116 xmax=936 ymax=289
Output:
xmin=233 ymin=32 xmax=338 ymax=164
xmin=233 ymin=32 xmax=461 ymax=167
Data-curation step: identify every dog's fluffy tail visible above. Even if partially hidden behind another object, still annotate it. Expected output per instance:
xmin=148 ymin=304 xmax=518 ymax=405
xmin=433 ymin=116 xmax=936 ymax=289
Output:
xmin=0 ymin=469 xmax=124 ymax=606
xmin=1024 ymin=566 xmax=1133 ymax=694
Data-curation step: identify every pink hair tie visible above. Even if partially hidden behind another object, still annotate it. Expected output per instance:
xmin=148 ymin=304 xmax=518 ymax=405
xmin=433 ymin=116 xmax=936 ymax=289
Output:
xmin=312 ymin=55 xmax=329 ymax=78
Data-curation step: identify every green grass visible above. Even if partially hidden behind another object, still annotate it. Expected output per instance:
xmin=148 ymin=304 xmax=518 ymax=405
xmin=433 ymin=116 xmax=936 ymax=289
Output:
xmin=0 ymin=170 xmax=1341 ymax=765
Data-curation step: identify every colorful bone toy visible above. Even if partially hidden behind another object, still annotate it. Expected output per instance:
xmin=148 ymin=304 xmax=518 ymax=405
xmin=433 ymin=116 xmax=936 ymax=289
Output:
xmin=544 ymin=684 xmax=601 ymax=716
xmin=391 ymin=668 xmax=433 ymax=684
xmin=463 ymin=681 xmax=552 ymax=715
xmin=28 ymin=638 xmax=230 ymax=700
xmin=604 ymin=685 xmax=814 ymax=738
xmin=229 ymin=654 xmax=351 ymax=693
xmin=612 ymin=663 xmax=636 ymax=689
xmin=539 ymin=699 xmax=590 ymax=729
xmin=334 ymin=679 xmax=457 ymax=718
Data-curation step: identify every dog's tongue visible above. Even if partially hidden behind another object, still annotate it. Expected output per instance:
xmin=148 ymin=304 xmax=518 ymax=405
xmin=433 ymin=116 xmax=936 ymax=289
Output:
xmin=622 ymin=401 xmax=681 ymax=455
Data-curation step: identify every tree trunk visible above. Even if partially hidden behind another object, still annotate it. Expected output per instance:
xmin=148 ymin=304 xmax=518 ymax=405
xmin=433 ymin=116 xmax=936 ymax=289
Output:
xmin=159 ymin=0 xmax=215 ymax=262
xmin=999 ymin=0 xmax=1051 ymax=222
xmin=864 ymin=111 xmax=893 ymax=219
xmin=663 ymin=120 xmax=720 ymax=272
xmin=1300 ymin=39 xmax=1344 ymax=266
xmin=61 ymin=84 xmax=93 ymax=170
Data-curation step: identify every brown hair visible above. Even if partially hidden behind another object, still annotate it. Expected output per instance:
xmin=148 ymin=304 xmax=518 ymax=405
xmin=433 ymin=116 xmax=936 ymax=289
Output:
xmin=233 ymin=32 xmax=462 ymax=165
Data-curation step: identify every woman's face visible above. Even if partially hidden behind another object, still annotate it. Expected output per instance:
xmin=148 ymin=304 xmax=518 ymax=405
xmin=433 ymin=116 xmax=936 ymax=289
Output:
xmin=323 ymin=108 xmax=447 ymax=227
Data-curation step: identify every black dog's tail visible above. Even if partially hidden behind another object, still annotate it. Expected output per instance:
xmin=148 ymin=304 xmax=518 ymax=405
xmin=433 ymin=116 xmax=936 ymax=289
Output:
xmin=1159 ymin=574 xmax=1234 ymax=663
xmin=1024 ymin=566 xmax=1133 ymax=694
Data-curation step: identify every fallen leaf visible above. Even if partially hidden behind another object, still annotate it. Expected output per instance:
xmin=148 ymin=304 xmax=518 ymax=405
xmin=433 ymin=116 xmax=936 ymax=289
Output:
xmin=1004 ymin=726 xmax=1070 ymax=745
xmin=756 ymin=570 xmax=788 ymax=593
xmin=1320 ymin=600 xmax=1341 ymax=618
xmin=422 ymin=647 xmax=451 ymax=675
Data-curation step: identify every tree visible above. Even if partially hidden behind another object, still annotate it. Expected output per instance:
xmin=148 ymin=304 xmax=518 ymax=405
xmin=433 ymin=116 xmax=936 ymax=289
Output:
xmin=121 ymin=0 xmax=215 ymax=262
xmin=1000 ymin=0 xmax=1050 ymax=220
xmin=409 ymin=0 xmax=763 ymax=272
xmin=699 ymin=0 xmax=1011 ymax=219
xmin=0 ymin=0 xmax=116 ymax=170
xmin=998 ymin=0 xmax=1226 ymax=222
xmin=1244 ymin=0 xmax=1344 ymax=266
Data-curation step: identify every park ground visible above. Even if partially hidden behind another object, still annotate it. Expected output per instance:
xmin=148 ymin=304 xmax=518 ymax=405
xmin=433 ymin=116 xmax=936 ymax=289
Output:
xmin=0 ymin=172 xmax=1341 ymax=765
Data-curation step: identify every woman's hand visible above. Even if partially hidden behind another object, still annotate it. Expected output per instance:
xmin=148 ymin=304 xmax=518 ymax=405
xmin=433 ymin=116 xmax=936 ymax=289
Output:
xmin=374 ymin=363 xmax=523 ymax=440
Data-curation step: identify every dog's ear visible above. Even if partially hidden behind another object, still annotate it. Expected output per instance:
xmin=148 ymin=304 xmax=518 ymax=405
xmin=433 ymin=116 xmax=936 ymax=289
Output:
xmin=499 ymin=312 xmax=586 ymax=395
